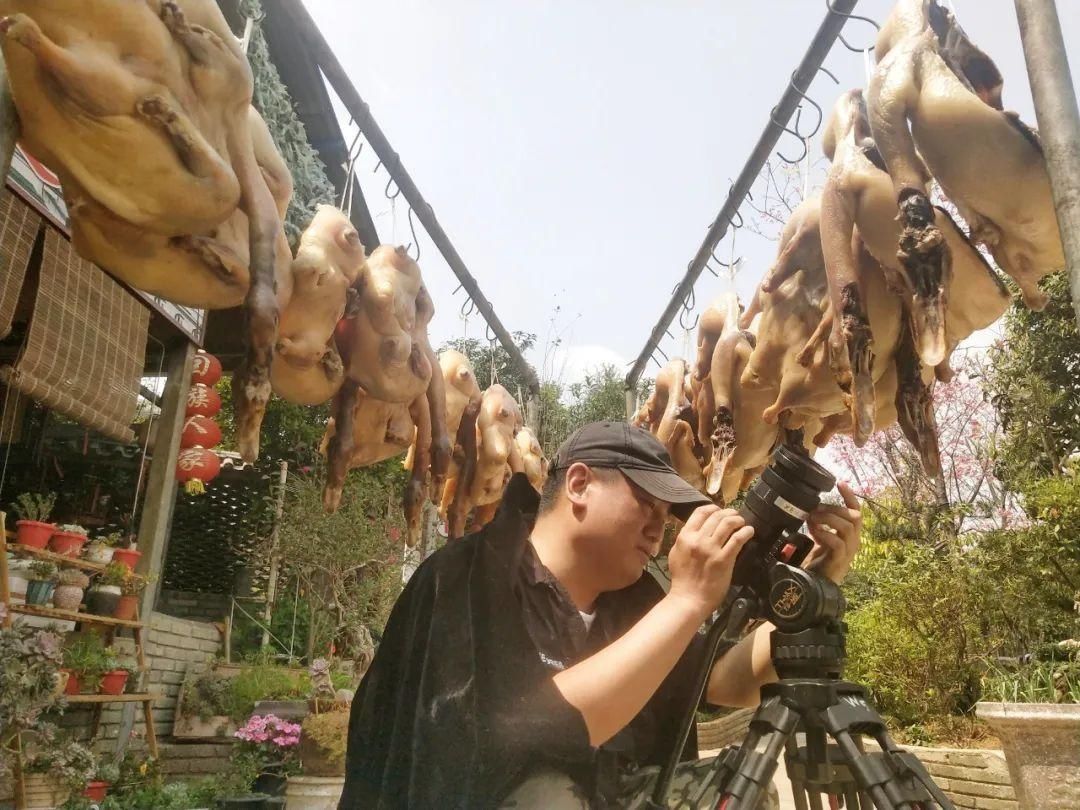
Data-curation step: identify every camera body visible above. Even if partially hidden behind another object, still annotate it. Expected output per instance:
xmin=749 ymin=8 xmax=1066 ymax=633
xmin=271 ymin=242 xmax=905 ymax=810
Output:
xmin=730 ymin=445 xmax=845 ymax=633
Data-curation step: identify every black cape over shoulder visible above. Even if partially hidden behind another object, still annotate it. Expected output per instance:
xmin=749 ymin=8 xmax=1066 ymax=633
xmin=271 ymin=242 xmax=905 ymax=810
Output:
xmin=338 ymin=474 xmax=595 ymax=808
xmin=338 ymin=474 xmax=706 ymax=809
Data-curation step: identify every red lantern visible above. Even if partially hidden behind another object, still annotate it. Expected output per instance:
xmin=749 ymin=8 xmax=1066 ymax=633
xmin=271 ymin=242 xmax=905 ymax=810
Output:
xmin=176 ymin=447 xmax=221 ymax=495
xmin=191 ymin=352 xmax=222 ymax=386
xmin=181 ymin=415 xmax=222 ymax=449
xmin=186 ymin=383 xmax=221 ymax=418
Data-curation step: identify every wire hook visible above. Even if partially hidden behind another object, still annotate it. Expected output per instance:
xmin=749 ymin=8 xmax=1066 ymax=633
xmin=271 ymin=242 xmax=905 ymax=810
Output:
xmin=825 ymin=0 xmax=882 ymax=53
xmin=772 ymin=105 xmax=809 ymax=164
xmin=405 ymin=207 xmax=421 ymax=261
xmin=461 ymin=296 xmax=477 ymax=319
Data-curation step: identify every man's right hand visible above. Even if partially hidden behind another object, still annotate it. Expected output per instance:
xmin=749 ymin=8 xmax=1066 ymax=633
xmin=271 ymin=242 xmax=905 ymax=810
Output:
xmin=666 ymin=506 xmax=755 ymax=620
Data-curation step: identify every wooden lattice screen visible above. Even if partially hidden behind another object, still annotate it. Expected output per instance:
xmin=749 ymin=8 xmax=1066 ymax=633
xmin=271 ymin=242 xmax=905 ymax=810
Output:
xmin=0 ymin=229 xmax=149 ymax=443
xmin=0 ymin=190 xmax=43 ymax=339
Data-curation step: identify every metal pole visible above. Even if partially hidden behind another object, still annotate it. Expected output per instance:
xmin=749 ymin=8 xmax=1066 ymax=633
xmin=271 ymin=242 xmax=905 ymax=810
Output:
xmin=625 ymin=0 xmax=859 ymax=393
xmin=261 ymin=460 xmax=288 ymax=649
xmin=280 ymin=0 xmax=541 ymax=398
xmin=1014 ymin=0 xmax=1080 ymax=332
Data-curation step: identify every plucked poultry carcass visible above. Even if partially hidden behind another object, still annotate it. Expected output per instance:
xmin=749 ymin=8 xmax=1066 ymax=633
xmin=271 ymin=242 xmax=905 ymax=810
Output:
xmin=632 ymin=358 xmax=705 ymax=491
xmin=819 ymin=89 xmax=1010 ymax=438
xmin=319 ymin=395 xmax=414 ymax=507
xmin=868 ymin=0 xmax=1063 ymax=311
xmin=271 ymin=205 xmax=367 ymax=407
xmin=0 ymin=0 xmax=291 ymax=462
xmin=325 ymin=246 xmax=451 ymax=517
xmin=515 ymin=427 xmax=549 ymax=494
xmin=441 ymin=383 xmax=524 ymax=537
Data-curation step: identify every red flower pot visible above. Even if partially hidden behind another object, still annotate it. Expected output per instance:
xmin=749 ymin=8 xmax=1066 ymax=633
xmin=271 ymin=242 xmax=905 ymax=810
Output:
xmin=15 ymin=520 xmax=54 ymax=549
xmin=82 ymin=781 xmax=109 ymax=801
xmin=49 ymin=531 xmax=87 ymax=557
xmin=113 ymin=595 xmax=139 ymax=621
xmin=63 ymin=669 xmax=81 ymax=696
xmin=100 ymin=669 xmax=129 ymax=696
xmin=112 ymin=548 xmax=141 ymax=571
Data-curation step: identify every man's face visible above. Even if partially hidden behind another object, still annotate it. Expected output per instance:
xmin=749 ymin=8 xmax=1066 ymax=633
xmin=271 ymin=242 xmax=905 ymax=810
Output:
xmin=577 ymin=468 xmax=671 ymax=591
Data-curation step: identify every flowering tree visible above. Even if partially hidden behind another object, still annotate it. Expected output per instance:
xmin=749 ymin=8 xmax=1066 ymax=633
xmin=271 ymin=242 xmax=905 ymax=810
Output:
xmin=829 ymin=353 xmax=1022 ymax=542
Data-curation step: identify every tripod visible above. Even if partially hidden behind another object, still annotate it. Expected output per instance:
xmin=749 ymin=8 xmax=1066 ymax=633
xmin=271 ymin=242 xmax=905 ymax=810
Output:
xmin=644 ymin=565 xmax=954 ymax=810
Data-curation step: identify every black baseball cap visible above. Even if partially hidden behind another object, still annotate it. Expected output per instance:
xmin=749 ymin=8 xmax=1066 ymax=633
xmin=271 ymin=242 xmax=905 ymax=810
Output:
xmin=550 ymin=421 xmax=713 ymax=520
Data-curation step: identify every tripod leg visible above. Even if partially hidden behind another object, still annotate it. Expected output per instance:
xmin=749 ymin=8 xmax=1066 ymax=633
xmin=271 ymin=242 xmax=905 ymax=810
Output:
xmin=714 ymin=695 xmax=802 ymax=810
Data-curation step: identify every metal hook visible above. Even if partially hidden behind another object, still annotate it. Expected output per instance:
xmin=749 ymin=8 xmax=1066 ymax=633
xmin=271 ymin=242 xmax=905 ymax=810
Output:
xmin=384 ymin=175 xmax=402 ymax=201
xmin=817 ymin=66 xmax=840 ymax=85
xmin=405 ymin=207 xmax=421 ymax=261
xmin=825 ymin=0 xmax=881 ymax=53
xmin=461 ymin=296 xmax=477 ymax=319
xmin=789 ymin=72 xmax=825 ymax=140
xmin=485 ymin=324 xmax=497 ymax=344
xmin=679 ymin=306 xmax=699 ymax=333
xmin=772 ymin=105 xmax=809 ymax=164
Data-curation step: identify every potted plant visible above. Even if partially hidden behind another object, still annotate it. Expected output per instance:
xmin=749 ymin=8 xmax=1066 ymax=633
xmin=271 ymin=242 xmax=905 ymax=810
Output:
xmin=112 ymin=535 xmax=141 ymax=572
xmin=0 ymin=606 xmax=64 ymax=742
xmin=976 ymin=641 xmax=1080 ymax=809
xmin=24 ymin=561 xmax=57 ymax=606
xmin=114 ymin=571 xmax=155 ymax=620
xmin=82 ymin=531 xmax=122 ymax=565
xmin=100 ymin=662 xmax=131 ymax=696
xmin=11 ymin=491 xmax=57 ymax=549
xmin=62 ymin=633 xmax=116 ymax=694
xmin=83 ymin=759 xmax=120 ymax=802
xmin=287 ymin=708 xmax=349 ymax=809
xmin=49 ymin=523 xmax=88 ymax=557
xmin=52 ymin=567 xmax=90 ymax=611
xmin=233 ymin=714 xmax=301 ymax=798
xmin=21 ymin=735 xmax=95 ymax=808
xmin=85 ymin=560 xmax=127 ymax=616
xmin=118 ymin=661 xmax=140 ymax=694
xmin=174 ymin=668 xmax=238 ymax=738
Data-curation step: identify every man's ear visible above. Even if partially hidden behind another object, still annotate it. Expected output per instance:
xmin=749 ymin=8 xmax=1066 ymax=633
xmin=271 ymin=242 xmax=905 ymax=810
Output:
xmin=563 ymin=462 xmax=593 ymax=508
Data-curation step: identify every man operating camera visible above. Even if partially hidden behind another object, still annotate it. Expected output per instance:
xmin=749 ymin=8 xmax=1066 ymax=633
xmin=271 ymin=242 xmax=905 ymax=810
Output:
xmin=339 ymin=421 xmax=861 ymax=808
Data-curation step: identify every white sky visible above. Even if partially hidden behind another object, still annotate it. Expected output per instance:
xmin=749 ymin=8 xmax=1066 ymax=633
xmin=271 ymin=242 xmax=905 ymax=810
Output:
xmin=302 ymin=0 xmax=1080 ymax=388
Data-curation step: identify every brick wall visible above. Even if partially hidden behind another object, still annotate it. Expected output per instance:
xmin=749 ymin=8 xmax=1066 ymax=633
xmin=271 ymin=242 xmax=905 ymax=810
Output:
xmin=895 ymin=744 xmax=1017 ymax=810
xmin=697 ymin=709 xmax=754 ymax=751
xmin=156 ymin=589 xmax=232 ymax=624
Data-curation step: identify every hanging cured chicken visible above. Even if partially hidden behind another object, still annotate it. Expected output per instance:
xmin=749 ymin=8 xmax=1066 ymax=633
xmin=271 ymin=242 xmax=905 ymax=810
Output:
xmin=0 ymin=0 xmax=293 ymax=463
xmin=271 ymin=205 xmax=367 ymax=407
xmin=868 ymin=0 xmax=1063 ymax=310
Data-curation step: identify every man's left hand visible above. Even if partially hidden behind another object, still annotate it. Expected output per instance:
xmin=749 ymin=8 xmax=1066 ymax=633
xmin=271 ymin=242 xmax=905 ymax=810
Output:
xmin=803 ymin=481 xmax=862 ymax=585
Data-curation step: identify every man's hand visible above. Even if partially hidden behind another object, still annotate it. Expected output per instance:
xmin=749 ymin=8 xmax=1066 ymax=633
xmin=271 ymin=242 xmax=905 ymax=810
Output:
xmin=667 ymin=506 xmax=755 ymax=619
xmin=802 ymin=481 xmax=862 ymax=585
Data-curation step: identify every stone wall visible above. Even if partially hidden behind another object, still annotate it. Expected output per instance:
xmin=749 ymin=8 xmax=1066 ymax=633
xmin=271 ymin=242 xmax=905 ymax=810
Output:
xmin=156 ymin=589 xmax=232 ymax=625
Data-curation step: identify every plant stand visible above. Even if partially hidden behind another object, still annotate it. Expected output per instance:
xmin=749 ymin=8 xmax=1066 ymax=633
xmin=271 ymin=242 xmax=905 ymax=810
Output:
xmin=0 ymin=518 xmax=158 ymax=810
xmin=976 ymin=701 xmax=1080 ymax=809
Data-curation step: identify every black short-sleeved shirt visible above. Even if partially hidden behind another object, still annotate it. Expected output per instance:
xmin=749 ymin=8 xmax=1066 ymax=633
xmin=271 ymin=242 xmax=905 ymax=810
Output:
xmin=516 ymin=538 xmax=709 ymax=800
xmin=339 ymin=474 xmax=709 ymax=809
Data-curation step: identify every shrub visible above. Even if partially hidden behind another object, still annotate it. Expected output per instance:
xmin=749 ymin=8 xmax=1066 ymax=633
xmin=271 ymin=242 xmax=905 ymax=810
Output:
xmin=299 ymin=710 xmax=349 ymax=776
xmin=13 ymin=491 xmax=56 ymax=523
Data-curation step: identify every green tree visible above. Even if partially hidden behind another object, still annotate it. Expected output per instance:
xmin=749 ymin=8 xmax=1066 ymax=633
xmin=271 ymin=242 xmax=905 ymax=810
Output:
xmin=986 ymin=273 xmax=1080 ymax=481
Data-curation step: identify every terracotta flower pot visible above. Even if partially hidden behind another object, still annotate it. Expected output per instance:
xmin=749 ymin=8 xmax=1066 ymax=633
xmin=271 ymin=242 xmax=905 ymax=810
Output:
xmin=100 ymin=669 xmax=130 ymax=696
xmin=85 ymin=585 xmax=121 ymax=616
xmin=113 ymin=594 xmax=139 ymax=620
xmin=112 ymin=548 xmax=142 ymax=571
xmin=55 ymin=669 xmax=70 ymax=696
xmin=15 ymin=520 xmax=54 ymax=549
xmin=52 ymin=584 xmax=85 ymax=611
xmin=83 ymin=544 xmax=115 ymax=565
xmin=25 ymin=580 xmax=55 ymax=606
xmin=82 ymin=781 xmax=109 ymax=801
xmin=63 ymin=669 xmax=81 ymax=695
xmin=49 ymin=531 xmax=87 ymax=557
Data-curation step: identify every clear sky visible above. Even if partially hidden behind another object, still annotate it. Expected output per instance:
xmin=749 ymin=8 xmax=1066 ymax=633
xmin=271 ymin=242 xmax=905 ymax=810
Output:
xmin=302 ymin=0 xmax=1080 ymax=388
